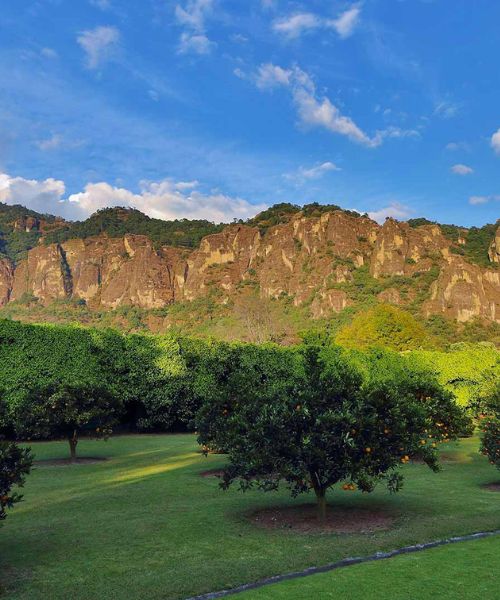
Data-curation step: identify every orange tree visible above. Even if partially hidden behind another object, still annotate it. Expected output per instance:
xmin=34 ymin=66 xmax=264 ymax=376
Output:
xmin=9 ymin=383 xmax=122 ymax=461
xmin=197 ymin=341 xmax=469 ymax=520
xmin=478 ymin=382 xmax=500 ymax=470
xmin=0 ymin=398 xmax=32 ymax=522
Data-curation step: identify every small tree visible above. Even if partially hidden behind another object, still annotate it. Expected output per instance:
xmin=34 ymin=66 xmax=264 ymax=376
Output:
xmin=0 ymin=439 xmax=32 ymax=522
xmin=11 ymin=383 xmax=122 ymax=461
xmin=197 ymin=342 xmax=469 ymax=520
xmin=478 ymin=383 xmax=500 ymax=470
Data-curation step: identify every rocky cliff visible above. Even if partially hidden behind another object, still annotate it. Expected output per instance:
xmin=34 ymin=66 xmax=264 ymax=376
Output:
xmin=0 ymin=208 xmax=499 ymax=323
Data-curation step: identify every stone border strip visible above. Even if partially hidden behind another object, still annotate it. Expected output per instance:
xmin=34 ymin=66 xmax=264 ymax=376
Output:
xmin=185 ymin=529 xmax=500 ymax=599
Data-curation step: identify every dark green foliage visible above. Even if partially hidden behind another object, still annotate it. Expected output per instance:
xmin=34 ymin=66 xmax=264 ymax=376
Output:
xmin=0 ymin=320 xmax=490 ymax=450
xmin=0 ymin=435 xmax=32 ymax=521
xmin=460 ymin=223 xmax=499 ymax=267
xmin=196 ymin=341 xmax=469 ymax=518
xmin=9 ymin=383 xmax=122 ymax=459
xmin=14 ymin=384 xmax=119 ymax=439
xmin=248 ymin=202 xmax=362 ymax=233
xmin=0 ymin=320 xmax=127 ymax=407
xmin=478 ymin=382 xmax=500 ymax=469
xmin=195 ymin=341 xmax=302 ymax=450
xmin=408 ymin=214 xmax=498 ymax=268
xmin=247 ymin=203 xmax=300 ymax=231
xmin=0 ymin=203 xmax=59 ymax=263
xmin=300 ymin=202 xmax=362 ymax=219
xmin=43 ymin=207 xmax=224 ymax=249
xmin=408 ymin=218 xmax=435 ymax=228
xmin=120 ymin=333 xmax=192 ymax=431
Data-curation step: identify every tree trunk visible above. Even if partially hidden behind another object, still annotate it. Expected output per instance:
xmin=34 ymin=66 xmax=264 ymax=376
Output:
xmin=69 ymin=431 xmax=78 ymax=462
xmin=315 ymin=489 xmax=327 ymax=522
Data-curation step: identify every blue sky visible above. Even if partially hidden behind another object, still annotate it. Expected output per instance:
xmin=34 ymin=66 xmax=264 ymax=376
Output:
xmin=0 ymin=0 xmax=499 ymax=226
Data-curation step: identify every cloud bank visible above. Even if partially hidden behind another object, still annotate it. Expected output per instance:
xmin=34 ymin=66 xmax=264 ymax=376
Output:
xmin=0 ymin=172 xmax=266 ymax=222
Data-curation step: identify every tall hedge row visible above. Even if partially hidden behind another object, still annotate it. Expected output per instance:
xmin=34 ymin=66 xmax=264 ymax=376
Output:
xmin=0 ymin=320 xmax=301 ymax=436
xmin=408 ymin=343 xmax=499 ymax=406
xmin=0 ymin=320 xmax=497 ymax=438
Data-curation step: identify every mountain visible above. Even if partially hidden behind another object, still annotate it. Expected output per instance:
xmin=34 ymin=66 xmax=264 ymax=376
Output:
xmin=0 ymin=202 xmax=499 ymax=336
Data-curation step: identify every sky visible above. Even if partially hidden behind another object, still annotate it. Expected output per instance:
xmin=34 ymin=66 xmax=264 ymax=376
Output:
xmin=0 ymin=0 xmax=499 ymax=226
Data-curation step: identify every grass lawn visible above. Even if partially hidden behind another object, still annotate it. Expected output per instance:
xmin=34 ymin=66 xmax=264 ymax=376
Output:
xmin=240 ymin=536 xmax=500 ymax=599
xmin=0 ymin=434 xmax=499 ymax=599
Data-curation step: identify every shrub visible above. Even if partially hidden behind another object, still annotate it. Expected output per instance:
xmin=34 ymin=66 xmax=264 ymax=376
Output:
xmin=197 ymin=340 xmax=469 ymax=520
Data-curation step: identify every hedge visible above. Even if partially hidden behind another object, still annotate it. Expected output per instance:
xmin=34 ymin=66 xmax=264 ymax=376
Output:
xmin=0 ymin=320 xmax=497 ymax=438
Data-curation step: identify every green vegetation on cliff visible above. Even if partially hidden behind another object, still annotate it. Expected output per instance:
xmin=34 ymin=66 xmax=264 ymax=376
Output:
xmin=409 ymin=216 xmax=499 ymax=268
xmin=43 ymin=207 xmax=224 ymax=250
xmin=0 ymin=203 xmax=59 ymax=262
xmin=248 ymin=202 xmax=363 ymax=233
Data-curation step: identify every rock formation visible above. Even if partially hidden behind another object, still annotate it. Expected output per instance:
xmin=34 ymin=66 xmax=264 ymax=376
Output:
xmin=1 ymin=210 xmax=499 ymax=323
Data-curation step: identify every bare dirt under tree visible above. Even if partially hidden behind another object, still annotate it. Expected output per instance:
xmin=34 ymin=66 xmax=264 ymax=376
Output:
xmin=482 ymin=482 xmax=500 ymax=492
xmin=35 ymin=457 xmax=108 ymax=467
xmin=249 ymin=504 xmax=395 ymax=534
xmin=199 ymin=468 xmax=225 ymax=478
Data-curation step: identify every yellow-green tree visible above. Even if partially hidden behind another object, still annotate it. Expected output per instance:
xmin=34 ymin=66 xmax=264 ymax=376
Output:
xmin=336 ymin=304 xmax=431 ymax=351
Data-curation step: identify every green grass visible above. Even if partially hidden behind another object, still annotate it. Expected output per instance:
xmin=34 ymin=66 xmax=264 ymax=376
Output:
xmin=240 ymin=536 xmax=500 ymax=599
xmin=0 ymin=434 xmax=499 ymax=599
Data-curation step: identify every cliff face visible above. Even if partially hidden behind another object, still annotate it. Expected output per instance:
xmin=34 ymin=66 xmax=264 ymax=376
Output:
xmin=0 ymin=258 xmax=14 ymax=306
xmin=1 ymin=212 xmax=499 ymax=323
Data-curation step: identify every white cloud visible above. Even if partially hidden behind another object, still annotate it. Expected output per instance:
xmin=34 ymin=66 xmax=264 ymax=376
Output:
xmin=68 ymin=179 xmax=266 ymax=222
xmin=249 ymin=63 xmax=417 ymax=147
xmin=41 ymin=47 xmax=58 ymax=59
xmin=0 ymin=172 xmax=66 ymax=214
xmin=327 ymin=6 xmax=362 ymax=39
xmin=433 ymin=100 xmax=460 ymax=119
xmin=491 ymin=128 xmax=500 ymax=155
xmin=175 ymin=0 xmax=215 ymax=55
xmin=0 ymin=172 xmax=265 ymax=223
xmin=469 ymin=195 xmax=500 ymax=206
xmin=90 ymin=0 xmax=111 ymax=9
xmin=451 ymin=164 xmax=473 ymax=175
xmin=233 ymin=67 xmax=246 ymax=80
xmin=446 ymin=141 xmax=468 ymax=151
xmin=36 ymin=134 xmax=63 ymax=151
xmin=371 ymin=126 xmax=420 ymax=144
xmin=368 ymin=202 xmax=412 ymax=223
xmin=77 ymin=26 xmax=120 ymax=69
xmin=174 ymin=180 xmax=199 ymax=190
xmin=273 ymin=5 xmax=361 ymax=40
xmin=230 ymin=33 xmax=248 ymax=43
xmin=294 ymin=87 xmax=374 ymax=145
xmin=255 ymin=63 xmax=292 ymax=89
xmin=285 ymin=161 xmax=341 ymax=183
xmin=178 ymin=32 xmax=214 ymax=55
xmin=272 ymin=13 xmax=321 ymax=39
